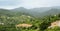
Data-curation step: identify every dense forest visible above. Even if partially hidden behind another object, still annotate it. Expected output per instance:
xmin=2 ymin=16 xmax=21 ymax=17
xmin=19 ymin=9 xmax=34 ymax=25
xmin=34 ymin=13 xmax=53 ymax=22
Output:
xmin=0 ymin=7 xmax=60 ymax=31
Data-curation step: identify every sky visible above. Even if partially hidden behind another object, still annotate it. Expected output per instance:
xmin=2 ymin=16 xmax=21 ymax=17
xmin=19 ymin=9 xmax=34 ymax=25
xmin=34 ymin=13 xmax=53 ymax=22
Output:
xmin=0 ymin=0 xmax=60 ymax=9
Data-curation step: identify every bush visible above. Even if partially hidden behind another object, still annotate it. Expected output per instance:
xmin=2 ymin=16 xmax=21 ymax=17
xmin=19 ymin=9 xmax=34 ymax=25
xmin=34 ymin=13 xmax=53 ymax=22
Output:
xmin=45 ymin=27 xmax=60 ymax=31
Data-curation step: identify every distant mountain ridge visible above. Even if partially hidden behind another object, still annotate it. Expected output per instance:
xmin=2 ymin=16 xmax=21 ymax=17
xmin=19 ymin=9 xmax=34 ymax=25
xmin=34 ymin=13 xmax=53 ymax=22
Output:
xmin=0 ymin=6 xmax=60 ymax=17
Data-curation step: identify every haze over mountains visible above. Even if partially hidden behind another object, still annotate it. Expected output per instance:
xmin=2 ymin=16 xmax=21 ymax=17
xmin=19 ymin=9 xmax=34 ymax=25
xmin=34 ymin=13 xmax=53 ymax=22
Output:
xmin=0 ymin=6 xmax=60 ymax=17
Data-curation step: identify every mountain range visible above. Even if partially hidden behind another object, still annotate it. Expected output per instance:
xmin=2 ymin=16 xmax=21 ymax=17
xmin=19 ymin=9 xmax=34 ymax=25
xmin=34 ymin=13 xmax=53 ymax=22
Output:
xmin=0 ymin=6 xmax=60 ymax=17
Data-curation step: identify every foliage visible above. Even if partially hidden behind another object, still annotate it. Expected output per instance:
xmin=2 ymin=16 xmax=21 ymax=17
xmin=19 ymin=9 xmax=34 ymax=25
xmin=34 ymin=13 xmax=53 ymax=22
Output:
xmin=0 ymin=9 xmax=60 ymax=31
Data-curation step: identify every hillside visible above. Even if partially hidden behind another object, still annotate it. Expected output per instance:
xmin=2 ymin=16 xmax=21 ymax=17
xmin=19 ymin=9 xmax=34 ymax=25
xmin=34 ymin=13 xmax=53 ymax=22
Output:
xmin=40 ymin=8 xmax=60 ymax=16
xmin=12 ymin=7 xmax=60 ymax=17
xmin=0 ymin=7 xmax=60 ymax=17
xmin=0 ymin=7 xmax=60 ymax=31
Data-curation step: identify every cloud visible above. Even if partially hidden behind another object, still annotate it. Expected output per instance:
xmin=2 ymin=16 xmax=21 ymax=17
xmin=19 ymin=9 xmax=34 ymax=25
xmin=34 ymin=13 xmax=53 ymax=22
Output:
xmin=21 ymin=0 xmax=60 ymax=8
xmin=0 ymin=0 xmax=22 ymax=6
xmin=0 ymin=0 xmax=22 ymax=9
xmin=0 ymin=0 xmax=60 ymax=9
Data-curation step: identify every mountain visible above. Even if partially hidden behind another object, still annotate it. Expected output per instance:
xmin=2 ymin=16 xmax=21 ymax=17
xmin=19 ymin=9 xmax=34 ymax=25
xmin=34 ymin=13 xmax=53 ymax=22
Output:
xmin=29 ymin=7 xmax=51 ymax=13
xmin=51 ymin=6 xmax=60 ymax=9
xmin=12 ymin=7 xmax=52 ymax=17
xmin=0 ymin=9 xmax=11 ymax=15
xmin=13 ymin=7 xmax=52 ymax=13
xmin=41 ymin=8 xmax=60 ymax=16
xmin=0 ymin=6 xmax=60 ymax=17
xmin=13 ymin=7 xmax=60 ymax=17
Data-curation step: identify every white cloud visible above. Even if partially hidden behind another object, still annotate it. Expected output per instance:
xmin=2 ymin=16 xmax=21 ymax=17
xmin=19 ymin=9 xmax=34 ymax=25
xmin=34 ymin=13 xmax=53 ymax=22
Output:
xmin=0 ymin=0 xmax=60 ymax=9
xmin=20 ymin=0 xmax=60 ymax=9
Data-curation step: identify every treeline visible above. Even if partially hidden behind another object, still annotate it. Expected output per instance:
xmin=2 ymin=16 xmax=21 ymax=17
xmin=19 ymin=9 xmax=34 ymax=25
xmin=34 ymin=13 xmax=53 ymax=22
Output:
xmin=0 ymin=9 xmax=60 ymax=31
xmin=0 ymin=13 xmax=60 ymax=31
